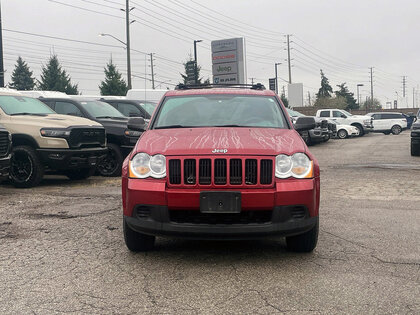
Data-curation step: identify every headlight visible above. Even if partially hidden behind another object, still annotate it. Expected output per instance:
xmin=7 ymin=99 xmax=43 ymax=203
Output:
xmin=124 ymin=130 xmax=142 ymax=137
xmin=363 ymin=119 xmax=371 ymax=125
xmin=129 ymin=153 xmax=166 ymax=179
xmin=275 ymin=153 xmax=313 ymax=179
xmin=40 ymin=128 xmax=71 ymax=138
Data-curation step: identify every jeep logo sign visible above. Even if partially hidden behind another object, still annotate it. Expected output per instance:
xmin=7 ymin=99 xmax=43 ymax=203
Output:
xmin=212 ymin=149 xmax=228 ymax=154
xmin=211 ymin=38 xmax=245 ymax=85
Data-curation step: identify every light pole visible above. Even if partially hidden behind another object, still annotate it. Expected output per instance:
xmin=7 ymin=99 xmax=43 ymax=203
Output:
xmin=275 ymin=62 xmax=281 ymax=95
xmin=194 ymin=40 xmax=202 ymax=84
xmin=357 ymin=84 xmax=364 ymax=107
xmin=99 ymin=33 xmax=132 ymax=89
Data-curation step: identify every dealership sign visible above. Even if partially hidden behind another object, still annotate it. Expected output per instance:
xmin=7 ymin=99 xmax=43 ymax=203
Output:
xmin=211 ymin=38 xmax=245 ymax=84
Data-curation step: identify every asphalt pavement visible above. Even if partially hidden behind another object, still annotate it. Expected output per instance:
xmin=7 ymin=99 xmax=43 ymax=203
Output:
xmin=0 ymin=131 xmax=419 ymax=314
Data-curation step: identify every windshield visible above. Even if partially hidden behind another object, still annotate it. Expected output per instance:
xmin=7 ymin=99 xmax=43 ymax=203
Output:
xmin=341 ymin=109 xmax=353 ymax=116
xmin=80 ymin=101 xmax=126 ymax=118
xmin=137 ymin=101 xmax=157 ymax=115
xmin=286 ymin=108 xmax=305 ymax=117
xmin=153 ymin=95 xmax=288 ymax=129
xmin=0 ymin=95 xmax=56 ymax=115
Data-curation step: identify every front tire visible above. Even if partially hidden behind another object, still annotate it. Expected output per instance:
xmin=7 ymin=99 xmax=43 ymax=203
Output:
xmin=64 ymin=167 xmax=95 ymax=180
xmin=97 ymin=143 xmax=123 ymax=177
xmin=337 ymin=129 xmax=348 ymax=139
xmin=391 ymin=125 xmax=402 ymax=135
xmin=411 ymin=141 xmax=420 ymax=156
xmin=10 ymin=145 xmax=44 ymax=188
xmin=286 ymin=219 xmax=319 ymax=253
xmin=352 ymin=124 xmax=364 ymax=136
xmin=123 ymin=218 xmax=155 ymax=252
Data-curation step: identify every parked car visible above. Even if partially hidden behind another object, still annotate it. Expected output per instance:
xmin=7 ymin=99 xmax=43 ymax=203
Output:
xmin=100 ymin=99 xmax=157 ymax=119
xmin=411 ymin=120 xmax=420 ymax=156
xmin=0 ymin=89 xmax=107 ymax=188
xmin=39 ymin=97 xmax=141 ymax=177
xmin=0 ymin=124 xmax=12 ymax=182
xmin=316 ymin=109 xmax=373 ymax=136
xmin=126 ymin=89 xmax=167 ymax=103
xmin=122 ymin=84 xmax=320 ymax=253
xmin=332 ymin=122 xmax=360 ymax=139
xmin=367 ymin=112 xmax=407 ymax=135
xmin=286 ymin=108 xmax=329 ymax=145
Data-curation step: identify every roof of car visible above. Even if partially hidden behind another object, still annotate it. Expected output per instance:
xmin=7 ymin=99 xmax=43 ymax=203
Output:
xmin=164 ymin=88 xmax=276 ymax=97
xmin=368 ymin=112 xmax=403 ymax=115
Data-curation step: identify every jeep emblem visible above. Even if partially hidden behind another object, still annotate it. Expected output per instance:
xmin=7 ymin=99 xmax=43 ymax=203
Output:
xmin=212 ymin=149 xmax=228 ymax=154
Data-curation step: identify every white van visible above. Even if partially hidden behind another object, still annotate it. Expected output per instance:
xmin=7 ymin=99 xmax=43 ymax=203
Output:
xmin=126 ymin=89 xmax=168 ymax=103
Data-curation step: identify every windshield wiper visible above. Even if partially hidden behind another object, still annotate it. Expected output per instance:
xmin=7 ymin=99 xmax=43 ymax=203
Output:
xmin=213 ymin=124 xmax=244 ymax=127
xmin=10 ymin=112 xmax=48 ymax=116
xmin=96 ymin=116 xmax=126 ymax=120
xmin=154 ymin=125 xmax=196 ymax=129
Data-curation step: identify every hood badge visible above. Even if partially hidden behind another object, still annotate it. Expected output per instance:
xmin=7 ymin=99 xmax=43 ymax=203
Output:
xmin=212 ymin=149 xmax=228 ymax=154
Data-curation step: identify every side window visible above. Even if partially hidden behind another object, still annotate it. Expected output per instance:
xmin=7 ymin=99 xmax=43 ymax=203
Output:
xmin=390 ymin=113 xmax=403 ymax=119
xmin=333 ymin=111 xmax=344 ymax=118
xmin=372 ymin=114 xmax=381 ymax=120
xmin=55 ymin=102 xmax=83 ymax=117
xmin=41 ymin=100 xmax=55 ymax=110
xmin=382 ymin=113 xmax=394 ymax=119
xmin=117 ymin=103 xmax=142 ymax=117
xmin=319 ymin=111 xmax=330 ymax=117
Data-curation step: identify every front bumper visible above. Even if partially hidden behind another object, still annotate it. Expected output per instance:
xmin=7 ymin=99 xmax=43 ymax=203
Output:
xmin=0 ymin=155 xmax=11 ymax=179
xmin=37 ymin=147 xmax=108 ymax=170
xmin=309 ymin=128 xmax=327 ymax=142
xmin=122 ymin=177 xmax=320 ymax=239
xmin=362 ymin=125 xmax=373 ymax=133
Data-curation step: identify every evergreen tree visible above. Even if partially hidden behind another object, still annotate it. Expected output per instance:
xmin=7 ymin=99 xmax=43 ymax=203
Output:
xmin=316 ymin=70 xmax=333 ymax=99
xmin=280 ymin=91 xmax=289 ymax=107
xmin=9 ymin=56 xmax=35 ymax=90
xmin=99 ymin=59 xmax=128 ymax=96
xmin=38 ymin=55 xmax=79 ymax=95
xmin=335 ymin=82 xmax=358 ymax=110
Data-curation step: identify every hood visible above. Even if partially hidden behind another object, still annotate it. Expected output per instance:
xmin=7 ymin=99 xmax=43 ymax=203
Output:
xmin=135 ymin=127 xmax=306 ymax=156
xmin=352 ymin=115 xmax=371 ymax=120
xmin=7 ymin=114 xmax=102 ymax=128
xmin=96 ymin=117 xmax=129 ymax=129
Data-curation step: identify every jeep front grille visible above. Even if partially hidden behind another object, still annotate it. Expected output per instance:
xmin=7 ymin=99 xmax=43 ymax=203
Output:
xmin=168 ymin=157 xmax=274 ymax=187
xmin=68 ymin=128 xmax=106 ymax=148
xmin=0 ymin=131 xmax=10 ymax=157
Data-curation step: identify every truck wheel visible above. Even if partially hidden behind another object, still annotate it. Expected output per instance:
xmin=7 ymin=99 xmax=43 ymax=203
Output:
xmin=97 ymin=143 xmax=123 ymax=177
xmin=411 ymin=141 xmax=420 ymax=156
xmin=391 ymin=125 xmax=402 ymax=135
xmin=337 ymin=129 xmax=348 ymax=139
xmin=10 ymin=145 xmax=44 ymax=188
xmin=64 ymin=167 xmax=95 ymax=180
xmin=123 ymin=218 xmax=155 ymax=252
xmin=352 ymin=124 xmax=364 ymax=136
xmin=286 ymin=219 xmax=319 ymax=253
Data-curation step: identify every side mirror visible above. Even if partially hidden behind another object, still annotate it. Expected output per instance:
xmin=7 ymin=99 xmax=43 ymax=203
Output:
xmin=294 ymin=117 xmax=316 ymax=131
xmin=128 ymin=117 xmax=146 ymax=131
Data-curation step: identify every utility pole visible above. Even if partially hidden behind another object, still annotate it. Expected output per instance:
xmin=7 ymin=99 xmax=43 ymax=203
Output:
xmin=275 ymin=62 xmax=281 ymax=95
xmin=149 ymin=53 xmax=155 ymax=89
xmin=307 ymin=91 xmax=311 ymax=106
xmin=369 ymin=67 xmax=374 ymax=112
xmin=0 ymin=2 xmax=4 ymax=88
xmin=125 ymin=0 xmax=132 ymax=89
xmin=282 ymin=85 xmax=286 ymax=97
xmin=193 ymin=40 xmax=202 ymax=84
xmin=286 ymin=35 xmax=292 ymax=84
xmin=402 ymin=76 xmax=406 ymax=98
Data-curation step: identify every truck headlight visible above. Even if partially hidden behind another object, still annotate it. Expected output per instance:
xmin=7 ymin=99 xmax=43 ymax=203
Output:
xmin=275 ymin=153 xmax=313 ymax=179
xmin=40 ymin=128 xmax=71 ymax=138
xmin=129 ymin=153 xmax=166 ymax=179
xmin=363 ymin=119 xmax=372 ymax=125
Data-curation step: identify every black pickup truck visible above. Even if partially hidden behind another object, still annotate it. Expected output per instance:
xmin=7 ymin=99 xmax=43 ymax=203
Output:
xmin=39 ymin=98 xmax=141 ymax=176
xmin=411 ymin=111 xmax=420 ymax=156
xmin=0 ymin=124 xmax=11 ymax=182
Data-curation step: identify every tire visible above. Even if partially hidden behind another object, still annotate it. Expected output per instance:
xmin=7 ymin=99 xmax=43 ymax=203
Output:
xmin=352 ymin=124 xmax=364 ymax=136
xmin=286 ymin=219 xmax=319 ymax=253
xmin=391 ymin=125 xmax=402 ymax=135
xmin=64 ymin=167 xmax=96 ymax=180
xmin=123 ymin=218 xmax=155 ymax=252
xmin=411 ymin=141 xmax=420 ymax=156
xmin=10 ymin=145 xmax=44 ymax=188
xmin=97 ymin=143 xmax=123 ymax=177
xmin=337 ymin=129 xmax=348 ymax=139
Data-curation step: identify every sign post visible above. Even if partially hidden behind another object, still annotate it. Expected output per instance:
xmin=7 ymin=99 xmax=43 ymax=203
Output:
xmin=211 ymin=38 xmax=245 ymax=84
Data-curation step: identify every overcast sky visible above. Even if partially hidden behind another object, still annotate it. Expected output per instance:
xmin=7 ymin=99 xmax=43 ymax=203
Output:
xmin=3 ymin=0 xmax=420 ymax=108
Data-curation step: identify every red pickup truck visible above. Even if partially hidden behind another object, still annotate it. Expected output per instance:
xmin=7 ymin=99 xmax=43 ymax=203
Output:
xmin=122 ymin=84 xmax=320 ymax=252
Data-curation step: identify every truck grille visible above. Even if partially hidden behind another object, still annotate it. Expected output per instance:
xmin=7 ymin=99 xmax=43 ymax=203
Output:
xmin=0 ymin=131 xmax=10 ymax=157
xmin=168 ymin=157 xmax=274 ymax=187
xmin=68 ymin=128 xmax=106 ymax=149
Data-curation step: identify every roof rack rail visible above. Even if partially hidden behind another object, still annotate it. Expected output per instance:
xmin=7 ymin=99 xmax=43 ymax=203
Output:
xmin=175 ymin=83 xmax=266 ymax=91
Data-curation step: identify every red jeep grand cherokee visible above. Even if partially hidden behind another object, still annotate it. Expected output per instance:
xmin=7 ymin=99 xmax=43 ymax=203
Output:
xmin=122 ymin=85 xmax=320 ymax=252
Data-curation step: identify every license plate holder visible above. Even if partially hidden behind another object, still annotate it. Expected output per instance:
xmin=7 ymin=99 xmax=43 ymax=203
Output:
xmin=200 ymin=192 xmax=241 ymax=213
